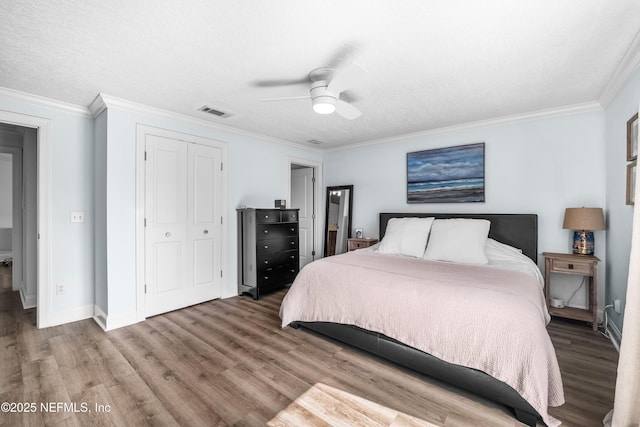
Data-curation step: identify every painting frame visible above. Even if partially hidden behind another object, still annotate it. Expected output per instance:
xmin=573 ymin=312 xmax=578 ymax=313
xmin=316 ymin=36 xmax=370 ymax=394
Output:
xmin=627 ymin=113 xmax=638 ymax=161
xmin=407 ymin=142 xmax=485 ymax=203
xmin=627 ymin=160 xmax=636 ymax=205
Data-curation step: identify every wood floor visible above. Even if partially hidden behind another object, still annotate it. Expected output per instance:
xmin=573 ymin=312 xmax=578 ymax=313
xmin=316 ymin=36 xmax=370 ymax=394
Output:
xmin=0 ymin=265 xmax=618 ymax=426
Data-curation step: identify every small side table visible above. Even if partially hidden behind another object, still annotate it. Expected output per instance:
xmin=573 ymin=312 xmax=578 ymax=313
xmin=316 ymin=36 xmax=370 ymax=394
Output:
xmin=542 ymin=252 xmax=599 ymax=331
xmin=347 ymin=238 xmax=378 ymax=251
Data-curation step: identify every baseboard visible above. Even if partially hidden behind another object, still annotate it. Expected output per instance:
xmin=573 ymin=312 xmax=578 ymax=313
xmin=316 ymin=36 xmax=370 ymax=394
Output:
xmin=92 ymin=307 xmax=140 ymax=331
xmin=46 ymin=304 xmax=94 ymax=328
xmin=19 ymin=289 xmax=36 ymax=309
xmin=93 ymin=306 xmax=108 ymax=330
xmin=606 ymin=321 xmax=622 ymax=353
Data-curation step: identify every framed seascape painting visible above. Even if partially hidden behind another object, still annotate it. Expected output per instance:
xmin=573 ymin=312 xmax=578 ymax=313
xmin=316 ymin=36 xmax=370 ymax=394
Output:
xmin=407 ymin=142 xmax=485 ymax=203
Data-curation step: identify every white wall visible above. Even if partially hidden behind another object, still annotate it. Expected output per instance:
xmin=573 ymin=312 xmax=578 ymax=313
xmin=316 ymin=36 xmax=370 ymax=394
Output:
xmin=93 ymin=110 xmax=108 ymax=315
xmin=95 ymin=101 xmax=323 ymax=325
xmin=0 ymin=86 xmax=623 ymax=329
xmin=0 ymin=153 xmax=11 ymax=230
xmin=0 ymin=93 xmax=95 ymax=324
xmin=604 ymin=67 xmax=640 ymax=334
xmin=324 ymin=110 xmax=607 ymax=309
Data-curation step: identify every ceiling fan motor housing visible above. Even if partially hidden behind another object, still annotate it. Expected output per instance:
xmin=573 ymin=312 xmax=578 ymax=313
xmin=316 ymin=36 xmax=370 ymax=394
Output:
xmin=310 ymin=81 xmax=337 ymax=114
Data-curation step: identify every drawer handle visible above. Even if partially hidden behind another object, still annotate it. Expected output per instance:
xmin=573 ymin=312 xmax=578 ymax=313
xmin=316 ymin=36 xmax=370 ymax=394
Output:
xmin=264 ymin=260 xmax=269 ymax=264
xmin=203 ymin=229 xmax=209 ymax=234
xmin=264 ymin=215 xmax=269 ymax=219
xmin=290 ymin=241 xmax=295 ymax=245
xmin=290 ymin=255 xmax=295 ymax=259
xmin=568 ymin=264 xmax=574 ymax=270
xmin=290 ymin=228 xmax=295 ymax=232
xmin=290 ymin=269 xmax=295 ymax=273
xmin=264 ymin=276 xmax=269 ymax=280
xmin=264 ymin=245 xmax=269 ymax=249
xmin=264 ymin=230 xmax=269 ymax=234
xmin=165 ymin=232 xmax=171 ymax=237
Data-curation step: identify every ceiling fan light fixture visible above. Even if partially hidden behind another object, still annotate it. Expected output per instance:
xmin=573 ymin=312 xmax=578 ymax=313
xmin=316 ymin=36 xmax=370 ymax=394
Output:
xmin=312 ymin=96 xmax=337 ymax=114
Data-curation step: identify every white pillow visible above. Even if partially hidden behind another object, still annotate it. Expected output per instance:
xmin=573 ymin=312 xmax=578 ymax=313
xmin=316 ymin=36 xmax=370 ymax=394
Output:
xmin=486 ymin=238 xmax=544 ymax=285
xmin=377 ymin=217 xmax=435 ymax=258
xmin=423 ymin=218 xmax=490 ymax=264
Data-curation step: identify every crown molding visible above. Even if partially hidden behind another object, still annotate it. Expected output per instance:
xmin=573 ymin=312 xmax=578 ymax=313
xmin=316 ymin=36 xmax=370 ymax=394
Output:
xmin=599 ymin=29 xmax=640 ymax=107
xmin=0 ymin=86 xmax=91 ymax=117
xmin=89 ymin=94 xmax=322 ymax=153
xmin=326 ymin=101 xmax=603 ymax=153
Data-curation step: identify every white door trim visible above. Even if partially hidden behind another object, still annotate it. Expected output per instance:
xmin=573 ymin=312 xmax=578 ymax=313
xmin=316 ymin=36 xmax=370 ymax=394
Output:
xmin=286 ymin=157 xmax=322 ymax=260
xmin=135 ymin=125 xmax=227 ymax=322
xmin=0 ymin=109 xmax=51 ymax=328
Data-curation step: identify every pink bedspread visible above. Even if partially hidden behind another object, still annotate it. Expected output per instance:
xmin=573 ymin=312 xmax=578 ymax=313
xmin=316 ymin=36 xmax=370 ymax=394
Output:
xmin=280 ymin=251 xmax=564 ymax=426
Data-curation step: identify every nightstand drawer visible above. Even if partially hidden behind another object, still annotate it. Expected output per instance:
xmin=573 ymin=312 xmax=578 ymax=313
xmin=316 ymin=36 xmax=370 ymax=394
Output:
xmin=551 ymin=259 xmax=593 ymax=275
xmin=347 ymin=238 xmax=378 ymax=251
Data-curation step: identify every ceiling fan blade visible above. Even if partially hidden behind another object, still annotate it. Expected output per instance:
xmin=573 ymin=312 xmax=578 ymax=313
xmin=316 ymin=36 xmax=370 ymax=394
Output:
xmin=260 ymin=96 xmax=310 ymax=102
xmin=327 ymin=63 xmax=368 ymax=95
xmin=335 ymin=99 xmax=362 ymax=120
xmin=251 ymin=77 xmax=309 ymax=88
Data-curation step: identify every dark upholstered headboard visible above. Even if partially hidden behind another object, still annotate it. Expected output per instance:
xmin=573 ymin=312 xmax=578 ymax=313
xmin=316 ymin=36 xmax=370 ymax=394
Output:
xmin=379 ymin=213 xmax=538 ymax=263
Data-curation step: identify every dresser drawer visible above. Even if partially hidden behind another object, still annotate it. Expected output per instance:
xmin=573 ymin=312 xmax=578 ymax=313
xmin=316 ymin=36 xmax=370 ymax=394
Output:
xmin=257 ymin=264 xmax=299 ymax=288
xmin=257 ymin=251 xmax=299 ymax=270
xmin=257 ymin=238 xmax=298 ymax=254
xmin=551 ymin=259 xmax=593 ymax=275
xmin=281 ymin=210 xmax=298 ymax=222
xmin=256 ymin=223 xmax=298 ymax=240
xmin=256 ymin=210 xmax=280 ymax=223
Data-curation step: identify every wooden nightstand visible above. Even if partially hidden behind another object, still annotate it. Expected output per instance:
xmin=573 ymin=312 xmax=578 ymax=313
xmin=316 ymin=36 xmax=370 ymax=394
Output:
xmin=542 ymin=252 xmax=599 ymax=331
xmin=347 ymin=238 xmax=378 ymax=251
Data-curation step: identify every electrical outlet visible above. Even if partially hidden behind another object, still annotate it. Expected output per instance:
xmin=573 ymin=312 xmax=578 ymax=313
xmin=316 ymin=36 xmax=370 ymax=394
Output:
xmin=614 ymin=299 xmax=621 ymax=314
xmin=70 ymin=211 xmax=84 ymax=223
xmin=56 ymin=283 xmax=66 ymax=295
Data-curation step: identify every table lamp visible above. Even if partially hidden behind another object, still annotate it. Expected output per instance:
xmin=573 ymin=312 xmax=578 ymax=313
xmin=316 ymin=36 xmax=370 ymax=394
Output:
xmin=562 ymin=207 xmax=605 ymax=255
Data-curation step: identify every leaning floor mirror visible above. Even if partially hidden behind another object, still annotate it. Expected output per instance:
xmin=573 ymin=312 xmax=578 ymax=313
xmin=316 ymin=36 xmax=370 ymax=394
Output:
xmin=324 ymin=185 xmax=353 ymax=257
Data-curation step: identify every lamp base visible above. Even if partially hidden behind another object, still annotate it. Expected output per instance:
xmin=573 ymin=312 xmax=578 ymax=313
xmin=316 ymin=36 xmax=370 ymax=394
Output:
xmin=573 ymin=230 xmax=595 ymax=255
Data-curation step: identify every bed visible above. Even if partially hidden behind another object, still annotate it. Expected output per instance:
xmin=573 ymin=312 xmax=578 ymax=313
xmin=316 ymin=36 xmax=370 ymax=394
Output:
xmin=279 ymin=213 xmax=564 ymax=426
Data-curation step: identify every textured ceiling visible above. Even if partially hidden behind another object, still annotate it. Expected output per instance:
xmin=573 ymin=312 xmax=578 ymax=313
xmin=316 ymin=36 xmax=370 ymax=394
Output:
xmin=1 ymin=1 xmax=639 ymax=149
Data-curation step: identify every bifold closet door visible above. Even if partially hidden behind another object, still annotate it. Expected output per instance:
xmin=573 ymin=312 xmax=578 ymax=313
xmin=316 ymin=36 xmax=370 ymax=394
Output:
xmin=145 ymin=134 xmax=221 ymax=317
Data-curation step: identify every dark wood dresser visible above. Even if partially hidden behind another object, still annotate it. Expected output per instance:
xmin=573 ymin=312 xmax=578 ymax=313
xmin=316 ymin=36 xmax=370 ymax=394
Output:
xmin=237 ymin=208 xmax=299 ymax=299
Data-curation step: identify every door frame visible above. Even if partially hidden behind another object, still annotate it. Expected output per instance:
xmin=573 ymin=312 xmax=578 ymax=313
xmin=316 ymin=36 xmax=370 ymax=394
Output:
xmin=135 ymin=125 xmax=227 ymax=322
xmin=286 ymin=157 xmax=322 ymax=260
xmin=0 ymin=110 xmax=51 ymax=328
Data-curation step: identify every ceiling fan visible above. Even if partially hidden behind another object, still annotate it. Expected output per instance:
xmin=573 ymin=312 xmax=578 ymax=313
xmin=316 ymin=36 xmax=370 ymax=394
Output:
xmin=260 ymin=63 xmax=367 ymax=120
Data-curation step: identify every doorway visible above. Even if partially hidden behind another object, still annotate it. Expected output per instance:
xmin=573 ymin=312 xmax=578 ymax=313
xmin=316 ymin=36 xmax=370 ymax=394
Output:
xmin=288 ymin=158 xmax=321 ymax=269
xmin=0 ymin=111 xmax=50 ymax=328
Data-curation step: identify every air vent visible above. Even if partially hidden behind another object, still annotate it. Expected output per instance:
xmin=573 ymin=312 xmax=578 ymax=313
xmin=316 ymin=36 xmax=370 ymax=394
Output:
xmin=198 ymin=105 xmax=233 ymax=118
xmin=307 ymin=139 xmax=324 ymax=145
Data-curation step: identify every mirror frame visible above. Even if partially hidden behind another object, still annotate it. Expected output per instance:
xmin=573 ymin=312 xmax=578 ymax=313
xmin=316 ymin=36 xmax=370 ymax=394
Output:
xmin=324 ymin=185 xmax=354 ymax=257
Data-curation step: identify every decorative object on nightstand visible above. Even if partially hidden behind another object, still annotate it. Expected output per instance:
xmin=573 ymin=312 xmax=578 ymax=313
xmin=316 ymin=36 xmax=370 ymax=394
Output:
xmin=562 ymin=207 xmax=605 ymax=255
xmin=542 ymin=252 xmax=599 ymax=331
xmin=347 ymin=238 xmax=378 ymax=251
xmin=355 ymin=228 xmax=363 ymax=238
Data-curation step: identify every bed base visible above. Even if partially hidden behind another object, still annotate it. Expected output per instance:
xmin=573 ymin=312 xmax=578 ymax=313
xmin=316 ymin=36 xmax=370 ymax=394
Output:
xmin=291 ymin=321 xmax=542 ymax=427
